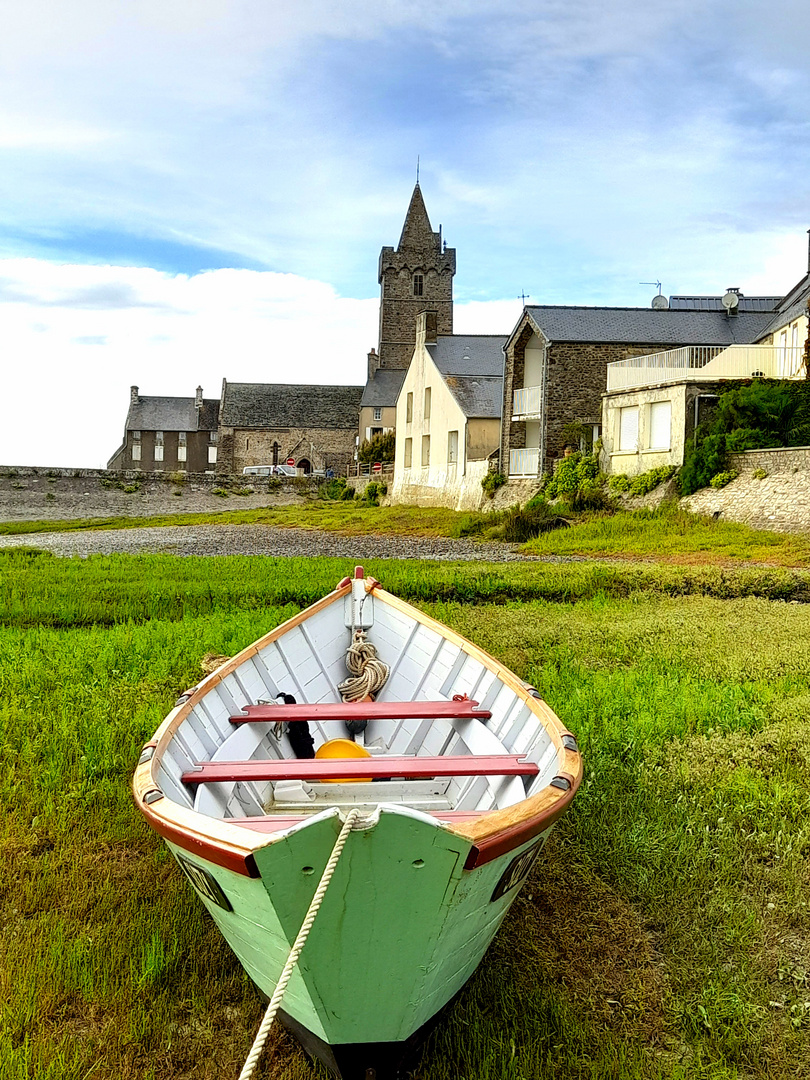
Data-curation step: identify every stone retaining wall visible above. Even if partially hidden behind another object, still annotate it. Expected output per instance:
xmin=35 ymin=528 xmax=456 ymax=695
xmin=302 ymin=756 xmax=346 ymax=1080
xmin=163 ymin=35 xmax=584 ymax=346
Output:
xmin=0 ymin=467 xmax=316 ymax=522
xmin=727 ymin=446 xmax=810 ymax=473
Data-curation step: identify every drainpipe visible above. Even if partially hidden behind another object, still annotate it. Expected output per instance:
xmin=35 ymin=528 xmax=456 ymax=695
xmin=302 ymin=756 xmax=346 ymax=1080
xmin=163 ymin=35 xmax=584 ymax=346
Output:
xmin=694 ymin=393 xmax=718 ymax=445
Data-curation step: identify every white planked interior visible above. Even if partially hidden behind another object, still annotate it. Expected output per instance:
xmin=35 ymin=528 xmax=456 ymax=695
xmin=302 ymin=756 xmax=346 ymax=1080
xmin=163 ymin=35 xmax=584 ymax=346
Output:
xmin=156 ymin=590 xmax=560 ymax=820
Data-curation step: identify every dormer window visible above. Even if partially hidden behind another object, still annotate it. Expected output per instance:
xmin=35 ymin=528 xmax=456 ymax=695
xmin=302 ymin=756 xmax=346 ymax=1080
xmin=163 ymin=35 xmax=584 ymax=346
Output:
xmin=413 ymin=273 xmax=424 ymax=297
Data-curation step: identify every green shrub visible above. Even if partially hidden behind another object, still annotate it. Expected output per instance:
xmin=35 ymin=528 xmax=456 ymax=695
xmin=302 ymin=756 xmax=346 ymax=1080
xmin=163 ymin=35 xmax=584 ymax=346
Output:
xmin=627 ymin=465 xmax=676 ymax=498
xmin=710 ymin=470 xmax=738 ymax=489
xmin=481 ymin=471 xmax=506 ymax=498
xmin=99 ymin=478 xmax=116 ymax=490
xmin=45 ymin=492 xmax=56 ymax=501
xmin=608 ymin=473 xmax=631 ymax=493
xmin=121 ymin=484 xmax=141 ymax=494
xmin=168 ymin=472 xmax=186 ymax=484
xmin=752 ymin=468 xmax=768 ymax=480
xmin=340 ymin=484 xmax=356 ymax=501
xmin=212 ymin=487 xmax=229 ymax=497
xmin=545 ymin=450 xmax=602 ymax=500
xmin=357 ymin=430 xmax=395 ymax=465
xmin=568 ymin=487 xmax=615 ymax=513
xmin=361 ymin=480 xmax=387 ymax=506
xmin=485 ymin=501 xmax=570 ymax=543
xmin=319 ymin=478 xmax=352 ymax=501
xmin=231 ymin=486 xmax=253 ymax=496
xmin=266 ymin=477 xmax=282 ymax=492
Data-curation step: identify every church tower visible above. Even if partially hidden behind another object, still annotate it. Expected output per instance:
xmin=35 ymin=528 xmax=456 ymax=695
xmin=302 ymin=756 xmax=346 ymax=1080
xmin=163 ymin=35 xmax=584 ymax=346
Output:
xmin=375 ymin=184 xmax=456 ymax=370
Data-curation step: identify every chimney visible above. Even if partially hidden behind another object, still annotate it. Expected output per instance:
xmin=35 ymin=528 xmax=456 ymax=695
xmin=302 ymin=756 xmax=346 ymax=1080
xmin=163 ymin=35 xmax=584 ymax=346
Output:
xmin=416 ymin=310 xmax=438 ymax=345
xmin=195 ymin=386 xmax=203 ymax=409
xmin=367 ymin=348 xmax=380 ymax=380
xmin=130 ymin=385 xmax=139 ymax=404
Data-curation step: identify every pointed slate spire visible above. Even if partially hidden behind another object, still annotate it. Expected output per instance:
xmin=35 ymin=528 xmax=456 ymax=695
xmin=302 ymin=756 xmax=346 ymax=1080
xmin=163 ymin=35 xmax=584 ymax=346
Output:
xmin=397 ymin=183 xmax=439 ymax=253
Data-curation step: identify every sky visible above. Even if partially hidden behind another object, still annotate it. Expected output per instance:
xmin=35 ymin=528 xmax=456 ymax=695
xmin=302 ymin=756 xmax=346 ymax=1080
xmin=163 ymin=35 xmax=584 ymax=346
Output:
xmin=1 ymin=0 xmax=809 ymax=467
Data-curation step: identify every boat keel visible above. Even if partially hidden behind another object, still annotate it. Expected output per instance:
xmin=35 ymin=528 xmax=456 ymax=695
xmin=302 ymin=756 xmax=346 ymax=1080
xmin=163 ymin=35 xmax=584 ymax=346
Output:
xmin=277 ymin=1005 xmax=447 ymax=1079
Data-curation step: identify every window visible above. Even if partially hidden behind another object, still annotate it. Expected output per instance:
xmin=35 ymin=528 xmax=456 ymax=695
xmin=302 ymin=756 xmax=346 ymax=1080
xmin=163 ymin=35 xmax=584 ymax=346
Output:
xmin=154 ymin=444 xmax=164 ymax=462
xmin=648 ymin=401 xmax=671 ymax=450
xmin=421 ymin=435 xmax=430 ymax=467
xmin=424 ymin=387 xmax=431 ymax=420
xmin=618 ymin=406 xmax=639 ymax=451
xmin=132 ymin=430 xmax=141 ymax=441
xmin=373 ymin=407 xmax=382 ymax=421
xmin=447 ymin=430 xmax=459 ymax=464
xmin=406 ymin=392 xmax=413 ymax=423
xmin=132 ymin=444 xmax=141 ymax=461
xmin=209 ymin=431 xmax=218 ymax=444
xmin=413 ymin=273 xmax=424 ymax=297
xmin=155 ymin=430 xmax=164 ymax=444
xmin=404 ymin=438 xmax=412 ymax=468
xmin=177 ymin=445 xmax=187 ymax=462
xmin=208 ymin=446 xmax=217 ymax=465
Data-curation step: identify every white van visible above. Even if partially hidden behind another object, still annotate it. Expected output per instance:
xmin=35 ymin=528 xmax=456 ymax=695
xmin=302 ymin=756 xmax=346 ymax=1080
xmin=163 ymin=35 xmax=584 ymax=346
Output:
xmin=242 ymin=464 xmax=299 ymax=477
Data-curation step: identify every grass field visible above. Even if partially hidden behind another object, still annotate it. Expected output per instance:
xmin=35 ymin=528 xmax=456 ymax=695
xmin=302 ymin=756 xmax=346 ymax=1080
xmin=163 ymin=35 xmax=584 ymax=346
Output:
xmin=3 ymin=500 xmax=810 ymax=568
xmin=1 ymin=550 xmax=809 ymax=1079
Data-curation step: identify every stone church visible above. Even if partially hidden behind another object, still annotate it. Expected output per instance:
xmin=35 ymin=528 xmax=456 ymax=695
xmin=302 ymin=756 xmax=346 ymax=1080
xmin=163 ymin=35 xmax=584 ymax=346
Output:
xmin=359 ymin=184 xmax=456 ymax=444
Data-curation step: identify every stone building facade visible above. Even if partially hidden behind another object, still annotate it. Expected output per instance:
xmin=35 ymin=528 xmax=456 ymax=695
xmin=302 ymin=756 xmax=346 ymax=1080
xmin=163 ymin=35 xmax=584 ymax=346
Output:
xmin=216 ymin=380 xmax=363 ymax=475
xmin=500 ymin=305 xmax=776 ymax=479
xmin=107 ymin=385 xmax=220 ymax=472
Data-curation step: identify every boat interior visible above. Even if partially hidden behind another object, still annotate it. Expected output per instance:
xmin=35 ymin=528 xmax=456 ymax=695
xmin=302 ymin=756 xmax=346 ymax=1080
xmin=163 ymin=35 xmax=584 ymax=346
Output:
xmin=154 ymin=584 xmax=564 ymax=833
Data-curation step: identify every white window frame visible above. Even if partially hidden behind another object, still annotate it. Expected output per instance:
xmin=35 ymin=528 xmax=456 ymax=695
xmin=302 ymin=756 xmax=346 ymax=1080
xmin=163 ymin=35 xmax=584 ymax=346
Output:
xmin=647 ymin=401 xmax=671 ymax=451
xmin=618 ymin=406 xmax=639 ymax=452
xmin=373 ymin=407 xmax=382 ymax=421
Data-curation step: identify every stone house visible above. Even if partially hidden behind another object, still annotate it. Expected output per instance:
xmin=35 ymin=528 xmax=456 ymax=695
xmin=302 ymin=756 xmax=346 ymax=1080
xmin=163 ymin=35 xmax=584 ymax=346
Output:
xmin=391 ymin=311 xmax=505 ymax=510
xmin=599 ymin=278 xmax=810 ymax=476
xmin=499 ymin=300 xmax=777 ymax=480
xmin=215 ymin=379 xmax=363 ymax=475
xmin=107 ymin=386 xmax=220 ymax=472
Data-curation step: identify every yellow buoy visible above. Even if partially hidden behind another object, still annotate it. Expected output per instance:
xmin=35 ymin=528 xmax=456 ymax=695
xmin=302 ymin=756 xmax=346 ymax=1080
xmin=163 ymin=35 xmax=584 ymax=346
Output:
xmin=314 ymin=738 xmax=372 ymax=783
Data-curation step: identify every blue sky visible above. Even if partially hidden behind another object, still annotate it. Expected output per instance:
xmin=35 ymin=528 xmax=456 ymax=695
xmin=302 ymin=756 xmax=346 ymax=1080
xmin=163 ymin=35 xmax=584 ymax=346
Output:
xmin=1 ymin=0 xmax=809 ymax=466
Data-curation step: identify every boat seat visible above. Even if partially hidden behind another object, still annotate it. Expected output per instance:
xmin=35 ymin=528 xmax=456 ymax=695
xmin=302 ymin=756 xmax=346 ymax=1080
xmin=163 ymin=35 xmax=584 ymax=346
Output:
xmin=181 ymin=754 xmax=539 ymax=786
xmin=229 ymin=700 xmax=492 ymax=724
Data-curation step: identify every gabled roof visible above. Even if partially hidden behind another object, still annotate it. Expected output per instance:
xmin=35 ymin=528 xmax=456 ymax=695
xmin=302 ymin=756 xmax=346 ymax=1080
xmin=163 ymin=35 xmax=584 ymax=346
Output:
xmin=360 ymin=369 xmax=407 ymax=408
xmin=427 ymin=334 xmax=506 ymax=377
xmin=443 ymin=376 xmax=503 ymax=419
xmin=127 ymin=396 xmax=219 ymax=432
xmin=516 ymin=305 xmax=773 ymax=347
xmin=761 ymin=273 xmax=810 ymax=337
xmin=424 ymin=334 xmax=506 ymax=418
xmin=220 ymin=382 xmax=363 ymax=429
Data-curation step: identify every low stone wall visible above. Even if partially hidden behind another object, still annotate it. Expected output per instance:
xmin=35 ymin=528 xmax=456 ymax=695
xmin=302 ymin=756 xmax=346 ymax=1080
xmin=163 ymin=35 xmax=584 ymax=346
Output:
xmin=683 ymin=448 xmax=810 ymax=533
xmin=727 ymin=446 xmax=810 ymax=474
xmin=0 ymin=467 xmax=316 ymax=522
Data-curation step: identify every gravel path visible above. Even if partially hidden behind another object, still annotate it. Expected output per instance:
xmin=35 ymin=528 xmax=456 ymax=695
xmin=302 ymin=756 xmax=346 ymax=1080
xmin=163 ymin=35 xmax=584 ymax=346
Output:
xmin=0 ymin=523 xmax=563 ymax=562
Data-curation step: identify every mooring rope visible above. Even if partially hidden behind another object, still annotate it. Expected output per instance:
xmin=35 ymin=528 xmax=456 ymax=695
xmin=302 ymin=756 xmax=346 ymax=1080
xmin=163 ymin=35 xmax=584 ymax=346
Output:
xmin=338 ymin=630 xmax=390 ymax=702
xmin=237 ymin=808 xmax=366 ymax=1080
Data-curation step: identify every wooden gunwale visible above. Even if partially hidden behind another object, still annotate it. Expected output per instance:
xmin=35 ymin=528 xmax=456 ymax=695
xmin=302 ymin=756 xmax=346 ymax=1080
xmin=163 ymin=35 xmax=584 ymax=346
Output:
xmin=132 ymin=577 xmax=582 ymax=875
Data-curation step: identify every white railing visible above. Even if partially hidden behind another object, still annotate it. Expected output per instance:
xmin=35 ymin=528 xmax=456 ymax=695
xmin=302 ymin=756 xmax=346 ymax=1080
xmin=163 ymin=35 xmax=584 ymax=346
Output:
xmin=607 ymin=345 xmax=805 ymax=392
xmin=512 ymin=385 xmax=544 ymax=418
xmin=509 ymin=447 xmax=540 ymax=477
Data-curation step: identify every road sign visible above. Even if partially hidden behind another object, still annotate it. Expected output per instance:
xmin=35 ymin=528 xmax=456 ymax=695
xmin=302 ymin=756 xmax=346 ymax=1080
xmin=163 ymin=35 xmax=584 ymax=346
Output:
xmin=286 ymin=458 xmax=295 ymax=467
xmin=372 ymin=461 xmax=382 ymax=474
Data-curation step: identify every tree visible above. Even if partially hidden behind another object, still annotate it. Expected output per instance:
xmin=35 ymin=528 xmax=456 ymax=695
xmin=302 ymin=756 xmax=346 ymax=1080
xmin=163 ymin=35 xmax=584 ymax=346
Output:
xmin=358 ymin=431 xmax=395 ymax=465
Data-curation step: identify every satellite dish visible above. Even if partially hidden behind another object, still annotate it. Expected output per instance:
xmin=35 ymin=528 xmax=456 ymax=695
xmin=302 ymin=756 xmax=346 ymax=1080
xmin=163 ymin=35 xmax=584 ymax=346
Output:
xmin=651 ymin=294 xmax=669 ymax=310
xmin=722 ymin=290 xmax=739 ymax=311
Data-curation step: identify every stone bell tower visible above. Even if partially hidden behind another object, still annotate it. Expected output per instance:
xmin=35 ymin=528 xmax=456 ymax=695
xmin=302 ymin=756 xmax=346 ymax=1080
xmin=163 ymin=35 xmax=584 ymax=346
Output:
xmin=376 ymin=184 xmax=456 ymax=370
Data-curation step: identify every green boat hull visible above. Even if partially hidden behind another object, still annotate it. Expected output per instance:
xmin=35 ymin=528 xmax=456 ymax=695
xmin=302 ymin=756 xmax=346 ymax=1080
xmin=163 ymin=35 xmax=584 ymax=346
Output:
xmin=167 ymin=807 xmax=552 ymax=1076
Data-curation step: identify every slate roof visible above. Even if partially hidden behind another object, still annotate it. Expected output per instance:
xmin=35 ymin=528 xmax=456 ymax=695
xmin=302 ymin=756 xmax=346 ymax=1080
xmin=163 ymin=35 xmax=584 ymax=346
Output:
xmin=220 ymin=382 xmax=363 ymax=429
xmin=443 ymin=376 xmax=503 ymax=419
xmin=127 ymin=396 xmax=219 ymax=432
xmin=762 ymin=273 xmax=810 ymax=336
xmin=521 ymin=306 xmax=774 ymax=346
xmin=360 ymin=369 xmax=407 ymax=408
xmin=669 ymin=295 xmax=781 ymax=312
xmin=427 ymin=334 xmax=506 ymax=377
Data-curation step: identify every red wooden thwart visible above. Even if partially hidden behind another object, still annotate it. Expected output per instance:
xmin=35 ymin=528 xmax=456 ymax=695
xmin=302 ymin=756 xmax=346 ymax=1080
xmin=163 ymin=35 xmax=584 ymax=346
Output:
xmin=181 ymin=754 xmax=538 ymax=785
xmin=230 ymin=700 xmax=492 ymax=724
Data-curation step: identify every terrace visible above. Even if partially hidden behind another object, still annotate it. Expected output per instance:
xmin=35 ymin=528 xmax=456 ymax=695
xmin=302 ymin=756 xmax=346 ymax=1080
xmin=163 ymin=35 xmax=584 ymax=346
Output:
xmin=606 ymin=344 xmax=804 ymax=393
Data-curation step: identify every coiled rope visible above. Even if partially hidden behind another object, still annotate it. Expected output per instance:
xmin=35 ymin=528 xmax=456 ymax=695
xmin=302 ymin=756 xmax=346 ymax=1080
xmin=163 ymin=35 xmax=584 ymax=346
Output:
xmin=338 ymin=630 xmax=390 ymax=702
xmin=238 ymin=808 xmax=366 ymax=1080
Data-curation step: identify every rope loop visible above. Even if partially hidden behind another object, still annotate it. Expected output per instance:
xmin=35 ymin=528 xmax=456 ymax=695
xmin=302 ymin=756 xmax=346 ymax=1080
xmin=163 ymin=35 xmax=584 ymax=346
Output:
xmin=338 ymin=630 xmax=390 ymax=703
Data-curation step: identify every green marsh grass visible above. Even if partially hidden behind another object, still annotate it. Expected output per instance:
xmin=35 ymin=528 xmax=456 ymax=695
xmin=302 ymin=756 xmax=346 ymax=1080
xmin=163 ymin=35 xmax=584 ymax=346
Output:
xmin=1 ymin=552 xmax=809 ymax=1077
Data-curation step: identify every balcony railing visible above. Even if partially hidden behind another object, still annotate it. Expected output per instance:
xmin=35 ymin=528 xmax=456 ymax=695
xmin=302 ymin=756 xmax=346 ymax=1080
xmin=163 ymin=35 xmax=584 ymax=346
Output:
xmin=607 ymin=345 xmax=805 ymax=393
xmin=512 ymin=384 xmax=544 ymax=419
xmin=509 ymin=447 xmax=540 ymax=477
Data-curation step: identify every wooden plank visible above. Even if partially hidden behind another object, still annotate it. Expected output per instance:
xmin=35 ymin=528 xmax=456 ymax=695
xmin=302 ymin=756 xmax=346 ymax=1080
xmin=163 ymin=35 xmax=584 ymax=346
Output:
xmin=181 ymin=754 xmax=538 ymax=785
xmin=230 ymin=700 xmax=492 ymax=724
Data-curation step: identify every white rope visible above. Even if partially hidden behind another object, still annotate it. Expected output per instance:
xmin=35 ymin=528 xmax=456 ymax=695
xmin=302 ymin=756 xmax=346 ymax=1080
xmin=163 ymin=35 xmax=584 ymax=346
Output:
xmin=338 ymin=630 xmax=390 ymax=702
xmin=238 ymin=808 xmax=365 ymax=1080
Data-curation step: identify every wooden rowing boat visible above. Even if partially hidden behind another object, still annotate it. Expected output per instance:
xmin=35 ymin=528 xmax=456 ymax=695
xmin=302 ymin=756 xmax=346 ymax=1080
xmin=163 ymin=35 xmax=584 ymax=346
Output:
xmin=133 ymin=568 xmax=582 ymax=1079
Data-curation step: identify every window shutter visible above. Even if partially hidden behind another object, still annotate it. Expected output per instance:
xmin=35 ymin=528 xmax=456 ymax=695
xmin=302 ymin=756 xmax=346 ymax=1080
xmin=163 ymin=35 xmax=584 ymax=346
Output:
xmin=648 ymin=401 xmax=671 ymax=450
xmin=618 ymin=407 xmax=639 ymax=451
